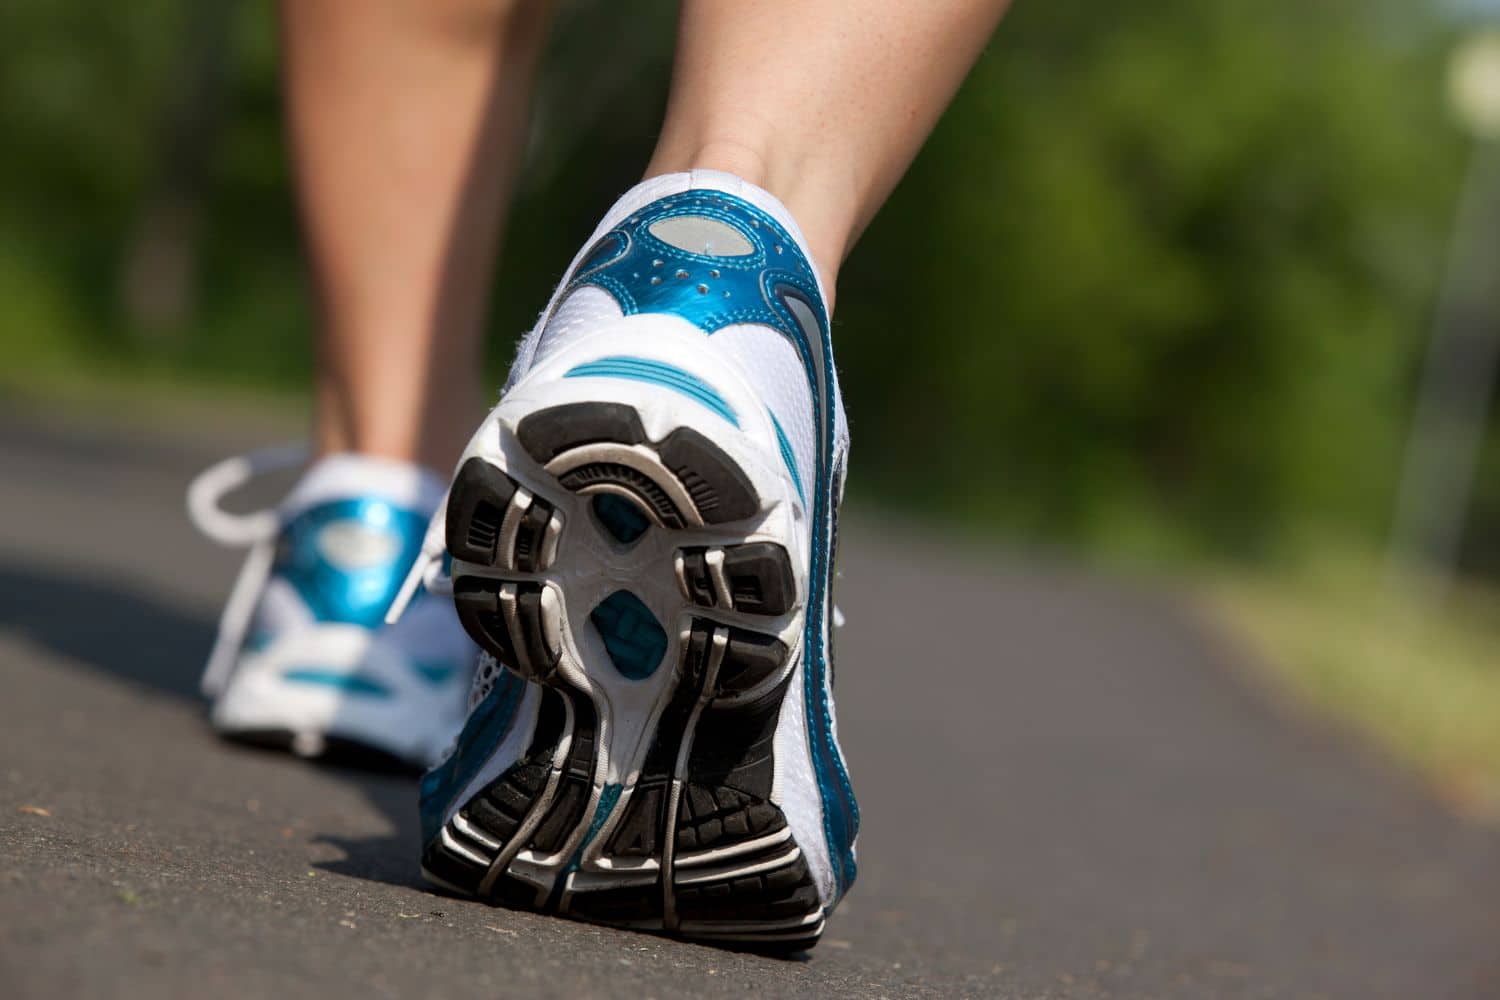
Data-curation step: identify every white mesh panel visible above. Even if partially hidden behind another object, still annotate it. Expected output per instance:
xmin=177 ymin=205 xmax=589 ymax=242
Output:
xmin=530 ymin=286 xmax=626 ymax=369
xmin=710 ymin=323 xmax=818 ymax=503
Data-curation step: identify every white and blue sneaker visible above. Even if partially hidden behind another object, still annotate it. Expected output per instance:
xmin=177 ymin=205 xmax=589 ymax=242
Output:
xmin=189 ymin=451 xmax=478 ymax=770
xmin=403 ymin=171 xmax=859 ymax=950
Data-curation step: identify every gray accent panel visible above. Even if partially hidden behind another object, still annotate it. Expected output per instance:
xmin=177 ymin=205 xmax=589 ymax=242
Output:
xmin=647 ymin=216 xmax=755 ymax=257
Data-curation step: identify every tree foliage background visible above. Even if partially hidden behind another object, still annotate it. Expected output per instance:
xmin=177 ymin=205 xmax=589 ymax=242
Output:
xmin=0 ymin=0 xmax=1482 ymax=570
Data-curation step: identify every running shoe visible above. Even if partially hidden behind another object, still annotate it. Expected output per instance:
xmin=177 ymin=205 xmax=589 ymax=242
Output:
xmin=189 ymin=450 xmax=477 ymax=769
xmin=402 ymin=170 xmax=859 ymax=950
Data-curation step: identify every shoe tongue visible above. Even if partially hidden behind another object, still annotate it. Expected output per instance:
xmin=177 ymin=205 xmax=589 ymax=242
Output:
xmin=281 ymin=452 xmax=446 ymax=520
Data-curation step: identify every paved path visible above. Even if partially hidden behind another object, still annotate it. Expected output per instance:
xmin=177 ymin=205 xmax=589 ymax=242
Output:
xmin=1 ymin=405 xmax=1496 ymax=998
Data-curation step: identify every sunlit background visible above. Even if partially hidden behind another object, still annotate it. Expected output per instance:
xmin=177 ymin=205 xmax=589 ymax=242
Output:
xmin=3 ymin=1 xmax=1498 ymax=811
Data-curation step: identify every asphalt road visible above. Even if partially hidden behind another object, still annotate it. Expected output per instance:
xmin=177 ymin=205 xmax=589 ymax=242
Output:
xmin=1 ymin=402 xmax=1497 ymax=999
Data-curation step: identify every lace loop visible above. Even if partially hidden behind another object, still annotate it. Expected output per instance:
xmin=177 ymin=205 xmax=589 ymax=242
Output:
xmin=185 ymin=443 xmax=307 ymax=697
xmin=186 ymin=443 xmax=309 ymax=546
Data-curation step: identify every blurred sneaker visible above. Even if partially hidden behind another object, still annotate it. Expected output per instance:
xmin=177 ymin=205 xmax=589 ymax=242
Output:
xmin=405 ymin=171 xmax=859 ymax=950
xmin=189 ymin=450 xmax=476 ymax=770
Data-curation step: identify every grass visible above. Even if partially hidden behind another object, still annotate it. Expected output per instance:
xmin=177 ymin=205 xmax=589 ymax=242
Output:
xmin=1207 ymin=550 xmax=1500 ymax=822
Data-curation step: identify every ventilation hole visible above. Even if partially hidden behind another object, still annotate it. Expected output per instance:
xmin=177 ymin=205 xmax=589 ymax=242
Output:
xmin=592 ymin=494 xmax=650 ymax=546
xmin=590 ymin=591 xmax=667 ymax=681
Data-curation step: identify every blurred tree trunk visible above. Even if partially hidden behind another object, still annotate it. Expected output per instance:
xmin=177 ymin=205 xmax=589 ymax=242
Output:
xmin=119 ymin=0 xmax=236 ymax=341
xmin=1389 ymin=140 xmax=1500 ymax=602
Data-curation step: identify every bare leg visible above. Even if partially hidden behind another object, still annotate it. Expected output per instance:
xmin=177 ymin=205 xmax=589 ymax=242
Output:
xmin=646 ymin=0 xmax=1008 ymax=298
xmin=280 ymin=0 xmax=552 ymax=472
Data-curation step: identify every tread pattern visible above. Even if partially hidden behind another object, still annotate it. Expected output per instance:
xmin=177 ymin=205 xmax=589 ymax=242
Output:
xmin=678 ymin=542 xmax=797 ymax=616
xmin=516 ymin=402 xmax=760 ymax=527
xmin=428 ymin=401 xmax=823 ymax=952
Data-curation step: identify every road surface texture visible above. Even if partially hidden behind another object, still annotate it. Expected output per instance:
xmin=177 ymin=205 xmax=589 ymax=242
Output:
xmin=1 ymin=401 xmax=1497 ymax=999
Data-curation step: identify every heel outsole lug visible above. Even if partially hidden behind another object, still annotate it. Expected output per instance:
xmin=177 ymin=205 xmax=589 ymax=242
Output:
xmin=516 ymin=402 xmax=646 ymax=464
xmin=678 ymin=542 xmax=796 ymax=616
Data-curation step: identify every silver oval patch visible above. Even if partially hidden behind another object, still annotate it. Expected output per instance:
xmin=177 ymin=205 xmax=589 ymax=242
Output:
xmin=647 ymin=216 xmax=754 ymax=257
xmin=316 ymin=520 xmax=400 ymax=571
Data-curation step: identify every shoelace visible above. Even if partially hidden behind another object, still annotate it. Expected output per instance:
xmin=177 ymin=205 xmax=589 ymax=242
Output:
xmin=186 ymin=444 xmax=308 ymax=697
xmin=386 ymin=504 xmax=452 ymax=625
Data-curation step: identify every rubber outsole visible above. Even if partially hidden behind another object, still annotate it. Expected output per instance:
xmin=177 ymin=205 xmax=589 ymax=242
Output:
xmin=424 ymin=400 xmax=824 ymax=953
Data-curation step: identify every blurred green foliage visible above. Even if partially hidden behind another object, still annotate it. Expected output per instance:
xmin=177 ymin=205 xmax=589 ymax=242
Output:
xmin=0 ymin=0 xmax=1473 ymax=565
xmin=842 ymin=1 xmax=1465 ymax=561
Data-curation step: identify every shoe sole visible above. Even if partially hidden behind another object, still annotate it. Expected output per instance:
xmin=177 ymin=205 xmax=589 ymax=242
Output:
xmin=421 ymin=392 xmax=825 ymax=953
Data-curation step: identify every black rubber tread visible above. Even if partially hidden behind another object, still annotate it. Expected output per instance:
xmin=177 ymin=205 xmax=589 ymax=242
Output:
xmin=674 ymin=785 xmax=786 ymax=853
xmin=605 ymin=780 xmax=668 ymax=860
xmin=557 ymin=463 xmax=686 ymax=528
xmin=722 ymin=543 xmax=797 ymax=615
xmin=446 ymin=457 xmax=557 ymax=573
xmin=675 ymin=852 xmax=821 ymax=924
xmin=464 ymin=765 xmax=543 ymax=843
xmin=605 ymin=680 xmax=703 ymax=861
xmin=671 ymin=784 xmax=820 ymax=930
xmin=452 ymin=578 xmax=518 ymax=672
xmin=603 ymin=618 xmax=716 ymax=861
xmin=679 ymin=543 xmax=796 ymax=616
xmin=658 ymin=427 xmax=760 ymax=524
xmin=516 ymin=402 xmax=645 ymax=463
xmin=517 ymin=403 xmax=759 ymax=528
xmin=712 ymin=629 xmax=789 ymax=699
xmin=489 ymin=873 xmax=544 ymax=909
xmin=567 ymin=883 xmax=663 ymax=925
xmin=688 ymin=683 xmax=788 ymax=800
xmin=514 ymin=587 xmax=559 ymax=679
xmin=529 ymin=695 xmax=597 ymax=855
xmin=446 ymin=457 xmax=517 ymax=565
xmin=452 ymin=579 xmax=561 ymax=683
xmin=461 ymin=691 xmax=566 ymax=846
xmin=679 ymin=550 xmax=717 ymax=606
xmin=513 ymin=499 xmax=554 ymax=573
xmin=421 ymin=831 xmax=489 ymax=892
xmin=421 ymin=691 xmax=568 ymax=895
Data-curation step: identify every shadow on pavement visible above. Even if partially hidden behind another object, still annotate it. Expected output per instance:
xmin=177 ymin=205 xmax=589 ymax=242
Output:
xmin=0 ymin=558 xmax=212 ymax=700
xmin=0 ymin=553 xmax=429 ymax=893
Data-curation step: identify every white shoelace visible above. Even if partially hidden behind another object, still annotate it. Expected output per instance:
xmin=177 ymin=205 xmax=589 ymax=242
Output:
xmin=385 ymin=503 xmax=452 ymax=624
xmin=186 ymin=444 xmax=308 ymax=697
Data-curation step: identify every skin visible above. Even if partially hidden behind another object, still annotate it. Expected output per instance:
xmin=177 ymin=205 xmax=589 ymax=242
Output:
xmin=281 ymin=0 xmax=1008 ymax=471
xmin=280 ymin=0 xmax=554 ymax=471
